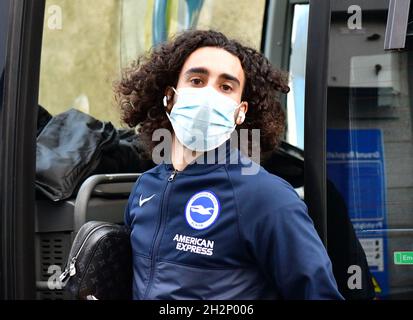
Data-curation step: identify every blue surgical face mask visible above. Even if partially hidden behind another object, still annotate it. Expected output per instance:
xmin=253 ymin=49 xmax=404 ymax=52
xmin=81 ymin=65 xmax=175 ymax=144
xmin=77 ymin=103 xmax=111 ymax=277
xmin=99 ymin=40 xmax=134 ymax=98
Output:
xmin=165 ymin=86 xmax=241 ymax=152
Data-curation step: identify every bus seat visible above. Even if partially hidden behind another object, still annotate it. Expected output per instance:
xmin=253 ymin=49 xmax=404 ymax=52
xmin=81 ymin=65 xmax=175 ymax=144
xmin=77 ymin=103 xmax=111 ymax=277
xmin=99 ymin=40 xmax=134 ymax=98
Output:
xmin=35 ymin=173 xmax=140 ymax=299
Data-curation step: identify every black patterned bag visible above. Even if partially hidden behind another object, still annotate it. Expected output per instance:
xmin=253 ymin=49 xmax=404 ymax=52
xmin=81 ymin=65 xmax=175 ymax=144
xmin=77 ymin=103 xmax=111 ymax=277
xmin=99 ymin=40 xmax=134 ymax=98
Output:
xmin=60 ymin=221 xmax=132 ymax=300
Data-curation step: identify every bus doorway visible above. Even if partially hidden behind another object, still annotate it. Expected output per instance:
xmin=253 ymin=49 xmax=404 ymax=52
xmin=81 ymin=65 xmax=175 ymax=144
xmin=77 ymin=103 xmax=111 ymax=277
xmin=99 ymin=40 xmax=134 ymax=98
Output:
xmin=3 ymin=0 xmax=413 ymax=301
xmin=324 ymin=0 xmax=413 ymax=298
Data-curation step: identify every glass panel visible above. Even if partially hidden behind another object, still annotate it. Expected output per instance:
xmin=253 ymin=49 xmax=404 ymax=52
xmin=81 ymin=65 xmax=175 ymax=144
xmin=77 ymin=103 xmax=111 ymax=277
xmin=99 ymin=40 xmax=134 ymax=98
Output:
xmin=287 ymin=3 xmax=309 ymax=150
xmin=39 ymin=0 xmax=123 ymax=126
xmin=195 ymin=0 xmax=266 ymax=49
xmin=326 ymin=0 xmax=413 ymax=299
xmin=39 ymin=0 xmax=267 ymax=126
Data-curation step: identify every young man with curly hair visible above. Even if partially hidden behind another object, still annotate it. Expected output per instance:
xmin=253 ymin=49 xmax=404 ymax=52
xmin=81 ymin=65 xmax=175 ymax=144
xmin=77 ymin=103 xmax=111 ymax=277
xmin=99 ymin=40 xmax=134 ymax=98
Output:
xmin=116 ymin=30 xmax=343 ymax=300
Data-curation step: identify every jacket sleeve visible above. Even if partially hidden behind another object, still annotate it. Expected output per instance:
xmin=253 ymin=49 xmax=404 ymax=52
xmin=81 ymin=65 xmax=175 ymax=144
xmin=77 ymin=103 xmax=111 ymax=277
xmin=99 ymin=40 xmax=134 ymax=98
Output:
xmin=124 ymin=194 xmax=132 ymax=228
xmin=124 ymin=177 xmax=141 ymax=228
xmin=240 ymin=199 xmax=344 ymax=300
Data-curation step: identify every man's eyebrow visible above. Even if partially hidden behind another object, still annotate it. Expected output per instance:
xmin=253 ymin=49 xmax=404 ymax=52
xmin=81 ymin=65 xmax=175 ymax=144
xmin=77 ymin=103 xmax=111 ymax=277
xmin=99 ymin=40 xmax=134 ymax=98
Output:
xmin=184 ymin=67 xmax=209 ymax=76
xmin=220 ymin=73 xmax=240 ymax=87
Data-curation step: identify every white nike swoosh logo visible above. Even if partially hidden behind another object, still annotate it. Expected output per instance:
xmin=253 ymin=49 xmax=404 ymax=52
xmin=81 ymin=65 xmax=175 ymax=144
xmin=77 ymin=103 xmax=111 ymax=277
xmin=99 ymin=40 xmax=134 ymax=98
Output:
xmin=139 ymin=194 xmax=155 ymax=207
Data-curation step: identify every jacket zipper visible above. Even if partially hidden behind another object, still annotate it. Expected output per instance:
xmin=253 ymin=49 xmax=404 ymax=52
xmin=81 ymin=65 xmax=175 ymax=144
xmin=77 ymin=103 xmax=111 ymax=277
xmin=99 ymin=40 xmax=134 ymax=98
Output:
xmin=143 ymin=169 xmax=177 ymax=299
xmin=59 ymin=223 xmax=112 ymax=283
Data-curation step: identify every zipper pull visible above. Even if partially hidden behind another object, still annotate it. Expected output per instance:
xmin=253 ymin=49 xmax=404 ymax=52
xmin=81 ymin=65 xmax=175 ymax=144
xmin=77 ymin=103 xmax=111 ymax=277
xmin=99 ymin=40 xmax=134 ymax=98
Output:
xmin=69 ymin=258 xmax=77 ymax=276
xmin=59 ymin=269 xmax=70 ymax=283
xmin=59 ymin=257 xmax=77 ymax=283
xmin=168 ymin=169 xmax=178 ymax=182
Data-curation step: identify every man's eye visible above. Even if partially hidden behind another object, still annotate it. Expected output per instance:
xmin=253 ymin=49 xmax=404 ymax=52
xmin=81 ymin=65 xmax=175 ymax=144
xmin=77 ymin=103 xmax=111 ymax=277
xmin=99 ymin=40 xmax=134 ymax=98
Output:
xmin=191 ymin=78 xmax=203 ymax=85
xmin=222 ymin=84 xmax=232 ymax=92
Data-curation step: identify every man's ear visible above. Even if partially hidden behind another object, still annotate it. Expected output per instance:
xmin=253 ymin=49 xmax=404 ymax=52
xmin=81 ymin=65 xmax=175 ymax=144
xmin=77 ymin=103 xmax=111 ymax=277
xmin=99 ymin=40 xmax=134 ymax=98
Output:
xmin=235 ymin=101 xmax=248 ymax=125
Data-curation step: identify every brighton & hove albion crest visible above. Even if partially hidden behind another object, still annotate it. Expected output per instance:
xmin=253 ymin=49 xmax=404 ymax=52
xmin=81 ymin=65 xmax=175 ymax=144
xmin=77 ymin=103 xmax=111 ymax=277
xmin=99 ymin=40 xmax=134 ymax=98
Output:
xmin=185 ymin=191 xmax=220 ymax=230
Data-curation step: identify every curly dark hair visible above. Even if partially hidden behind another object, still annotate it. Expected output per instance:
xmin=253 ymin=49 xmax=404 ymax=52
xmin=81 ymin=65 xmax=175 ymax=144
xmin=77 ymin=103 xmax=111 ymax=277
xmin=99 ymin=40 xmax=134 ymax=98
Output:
xmin=114 ymin=29 xmax=289 ymax=156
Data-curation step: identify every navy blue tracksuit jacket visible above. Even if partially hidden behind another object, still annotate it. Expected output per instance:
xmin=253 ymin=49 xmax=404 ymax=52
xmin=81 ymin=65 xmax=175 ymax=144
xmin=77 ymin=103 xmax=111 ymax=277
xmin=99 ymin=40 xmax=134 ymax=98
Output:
xmin=125 ymin=146 xmax=343 ymax=300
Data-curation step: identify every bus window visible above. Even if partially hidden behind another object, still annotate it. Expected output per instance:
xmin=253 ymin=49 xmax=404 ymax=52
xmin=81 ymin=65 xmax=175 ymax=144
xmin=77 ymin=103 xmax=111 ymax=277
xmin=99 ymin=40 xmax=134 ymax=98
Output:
xmin=39 ymin=0 xmax=267 ymax=126
xmin=39 ymin=0 xmax=124 ymax=126
xmin=326 ymin=0 xmax=413 ymax=299
xmin=264 ymin=1 xmax=309 ymax=151
xmin=288 ymin=3 xmax=309 ymax=150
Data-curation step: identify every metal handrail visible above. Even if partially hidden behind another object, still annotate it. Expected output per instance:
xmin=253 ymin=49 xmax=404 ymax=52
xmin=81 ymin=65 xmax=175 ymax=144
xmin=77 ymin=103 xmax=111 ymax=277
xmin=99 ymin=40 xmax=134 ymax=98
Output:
xmin=73 ymin=174 xmax=140 ymax=232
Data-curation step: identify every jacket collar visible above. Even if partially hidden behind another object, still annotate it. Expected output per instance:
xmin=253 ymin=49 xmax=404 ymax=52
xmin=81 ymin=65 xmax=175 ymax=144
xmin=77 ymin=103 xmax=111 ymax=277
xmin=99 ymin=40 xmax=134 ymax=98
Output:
xmin=162 ymin=141 xmax=238 ymax=176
